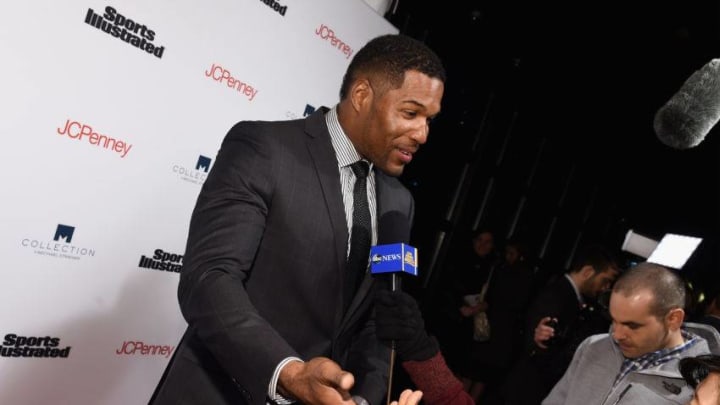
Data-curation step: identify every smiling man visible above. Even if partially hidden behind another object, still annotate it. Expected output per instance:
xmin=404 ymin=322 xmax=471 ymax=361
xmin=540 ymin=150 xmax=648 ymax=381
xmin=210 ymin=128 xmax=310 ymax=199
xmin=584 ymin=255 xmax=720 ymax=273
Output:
xmin=543 ymin=262 xmax=720 ymax=405
xmin=150 ymin=34 xmax=446 ymax=405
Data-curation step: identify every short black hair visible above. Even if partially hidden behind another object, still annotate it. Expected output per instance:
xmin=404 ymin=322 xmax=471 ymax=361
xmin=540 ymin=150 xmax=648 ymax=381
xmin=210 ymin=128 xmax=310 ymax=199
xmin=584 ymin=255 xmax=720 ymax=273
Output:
xmin=339 ymin=34 xmax=446 ymax=100
xmin=680 ymin=354 xmax=720 ymax=389
xmin=568 ymin=244 xmax=618 ymax=275
xmin=612 ymin=262 xmax=686 ymax=319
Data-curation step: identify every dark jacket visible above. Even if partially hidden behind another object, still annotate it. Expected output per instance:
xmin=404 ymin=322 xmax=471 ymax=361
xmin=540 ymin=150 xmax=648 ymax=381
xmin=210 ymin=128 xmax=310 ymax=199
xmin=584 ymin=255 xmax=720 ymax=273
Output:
xmin=151 ymin=108 xmax=414 ymax=405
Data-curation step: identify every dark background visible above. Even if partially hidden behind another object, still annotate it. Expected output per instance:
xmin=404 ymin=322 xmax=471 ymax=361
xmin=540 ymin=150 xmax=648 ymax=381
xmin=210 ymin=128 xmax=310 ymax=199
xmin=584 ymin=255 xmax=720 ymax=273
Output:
xmin=381 ymin=1 xmax=720 ymax=306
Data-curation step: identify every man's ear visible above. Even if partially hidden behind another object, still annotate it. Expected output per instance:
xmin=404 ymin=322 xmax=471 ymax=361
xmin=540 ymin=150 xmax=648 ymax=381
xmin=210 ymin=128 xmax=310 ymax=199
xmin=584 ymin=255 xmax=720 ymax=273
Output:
xmin=349 ymin=78 xmax=372 ymax=112
xmin=578 ymin=265 xmax=596 ymax=281
xmin=666 ymin=308 xmax=685 ymax=331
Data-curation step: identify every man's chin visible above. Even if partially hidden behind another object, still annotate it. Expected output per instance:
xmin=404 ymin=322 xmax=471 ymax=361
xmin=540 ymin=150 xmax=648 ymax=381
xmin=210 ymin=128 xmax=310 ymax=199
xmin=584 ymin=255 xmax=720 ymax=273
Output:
xmin=377 ymin=162 xmax=404 ymax=177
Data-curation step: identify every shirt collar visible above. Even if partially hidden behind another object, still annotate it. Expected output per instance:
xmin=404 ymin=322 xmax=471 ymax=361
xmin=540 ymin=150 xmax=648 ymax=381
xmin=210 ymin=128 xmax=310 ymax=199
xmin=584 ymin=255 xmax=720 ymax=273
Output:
xmin=564 ymin=273 xmax=584 ymax=305
xmin=325 ymin=105 xmax=372 ymax=169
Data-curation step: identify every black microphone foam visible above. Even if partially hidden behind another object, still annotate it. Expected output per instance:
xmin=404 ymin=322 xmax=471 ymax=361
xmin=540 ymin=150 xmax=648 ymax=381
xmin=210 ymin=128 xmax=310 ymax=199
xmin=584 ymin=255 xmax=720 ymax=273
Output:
xmin=376 ymin=210 xmax=411 ymax=245
xmin=654 ymin=59 xmax=720 ymax=149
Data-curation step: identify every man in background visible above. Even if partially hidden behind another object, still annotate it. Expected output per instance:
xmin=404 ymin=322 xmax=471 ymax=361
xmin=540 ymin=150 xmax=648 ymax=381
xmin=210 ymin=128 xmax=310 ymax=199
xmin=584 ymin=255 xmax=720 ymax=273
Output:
xmin=543 ymin=262 xmax=720 ymax=405
xmin=502 ymin=244 xmax=620 ymax=404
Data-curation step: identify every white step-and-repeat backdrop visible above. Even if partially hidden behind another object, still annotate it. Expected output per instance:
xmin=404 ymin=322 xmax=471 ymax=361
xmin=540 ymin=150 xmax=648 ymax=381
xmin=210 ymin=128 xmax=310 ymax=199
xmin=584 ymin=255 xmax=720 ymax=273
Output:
xmin=0 ymin=1 xmax=396 ymax=403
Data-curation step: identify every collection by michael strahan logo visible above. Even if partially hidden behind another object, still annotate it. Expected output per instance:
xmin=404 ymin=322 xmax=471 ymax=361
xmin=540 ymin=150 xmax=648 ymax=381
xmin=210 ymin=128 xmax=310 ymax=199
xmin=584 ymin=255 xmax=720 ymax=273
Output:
xmin=21 ymin=224 xmax=96 ymax=260
xmin=84 ymin=6 xmax=166 ymax=58
xmin=115 ymin=340 xmax=175 ymax=358
xmin=138 ymin=248 xmax=183 ymax=273
xmin=0 ymin=333 xmax=71 ymax=358
xmin=173 ymin=155 xmax=212 ymax=185
xmin=284 ymin=104 xmax=316 ymax=120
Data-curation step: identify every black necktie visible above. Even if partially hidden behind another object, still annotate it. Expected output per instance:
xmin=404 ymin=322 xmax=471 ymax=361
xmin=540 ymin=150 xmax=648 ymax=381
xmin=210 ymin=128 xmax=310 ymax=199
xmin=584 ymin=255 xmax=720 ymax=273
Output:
xmin=344 ymin=160 xmax=371 ymax=311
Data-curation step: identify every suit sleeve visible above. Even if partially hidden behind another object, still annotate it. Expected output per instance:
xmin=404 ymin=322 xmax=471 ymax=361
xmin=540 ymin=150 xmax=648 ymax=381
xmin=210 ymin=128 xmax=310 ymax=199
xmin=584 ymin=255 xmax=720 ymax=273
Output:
xmin=177 ymin=123 xmax=296 ymax=402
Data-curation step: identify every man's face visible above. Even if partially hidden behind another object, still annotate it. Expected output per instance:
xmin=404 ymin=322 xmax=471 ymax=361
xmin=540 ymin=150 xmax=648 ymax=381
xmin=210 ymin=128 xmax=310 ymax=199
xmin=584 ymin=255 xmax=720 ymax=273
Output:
xmin=687 ymin=372 xmax=720 ymax=405
xmin=609 ymin=289 xmax=671 ymax=359
xmin=505 ymin=245 xmax=521 ymax=265
xmin=473 ymin=232 xmax=494 ymax=258
xmin=580 ymin=267 xmax=619 ymax=299
xmin=357 ymin=70 xmax=444 ymax=177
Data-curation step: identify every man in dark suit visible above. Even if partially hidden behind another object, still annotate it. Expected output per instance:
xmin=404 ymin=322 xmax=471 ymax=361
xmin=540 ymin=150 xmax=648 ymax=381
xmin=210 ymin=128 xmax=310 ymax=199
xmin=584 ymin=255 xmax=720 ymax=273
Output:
xmin=501 ymin=244 xmax=620 ymax=404
xmin=149 ymin=34 xmax=446 ymax=405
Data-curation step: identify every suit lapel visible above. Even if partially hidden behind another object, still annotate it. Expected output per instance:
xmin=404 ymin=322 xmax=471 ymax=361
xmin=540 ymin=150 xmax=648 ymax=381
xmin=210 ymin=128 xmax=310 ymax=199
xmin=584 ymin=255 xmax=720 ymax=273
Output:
xmin=303 ymin=108 xmax=348 ymax=277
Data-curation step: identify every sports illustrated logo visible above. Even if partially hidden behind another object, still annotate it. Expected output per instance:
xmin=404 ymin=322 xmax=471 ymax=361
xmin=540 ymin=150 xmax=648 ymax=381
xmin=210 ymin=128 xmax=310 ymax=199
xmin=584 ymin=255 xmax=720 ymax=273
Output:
xmin=204 ymin=63 xmax=259 ymax=101
xmin=115 ymin=340 xmax=175 ymax=358
xmin=284 ymin=104 xmax=316 ymax=120
xmin=21 ymin=224 xmax=96 ymax=260
xmin=314 ymin=24 xmax=354 ymax=59
xmin=173 ymin=155 xmax=212 ymax=185
xmin=259 ymin=0 xmax=287 ymax=17
xmin=138 ymin=249 xmax=183 ymax=273
xmin=0 ymin=333 xmax=71 ymax=358
xmin=84 ymin=6 xmax=165 ymax=58
xmin=57 ymin=118 xmax=133 ymax=158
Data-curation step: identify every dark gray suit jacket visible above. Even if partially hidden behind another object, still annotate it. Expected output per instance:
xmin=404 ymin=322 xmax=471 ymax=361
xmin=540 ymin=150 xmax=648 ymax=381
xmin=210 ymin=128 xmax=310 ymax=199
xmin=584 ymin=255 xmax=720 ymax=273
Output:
xmin=150 ymin=108 xmax=414 ymax=405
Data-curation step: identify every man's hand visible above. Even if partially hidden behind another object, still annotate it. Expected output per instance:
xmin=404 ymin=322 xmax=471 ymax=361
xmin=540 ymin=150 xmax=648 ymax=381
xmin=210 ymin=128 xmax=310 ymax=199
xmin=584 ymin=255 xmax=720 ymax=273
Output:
xmin=459 ymin=301 xmax=487 ymax=317
xmin=278 ymin=357 xmax=356 ymax=405
xmin=533 ymin=317 xmax=557 ymax=349
xmin=375 ymin=290 xmax=439 ymax=361
xmin=390 ymin=389 xmax=423 ymax=405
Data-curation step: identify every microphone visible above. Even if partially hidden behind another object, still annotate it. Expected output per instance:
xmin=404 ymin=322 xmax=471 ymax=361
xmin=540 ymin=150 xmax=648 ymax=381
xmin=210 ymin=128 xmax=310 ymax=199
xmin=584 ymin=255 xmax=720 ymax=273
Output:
xmin=371 ymin=211 xmax=416 ymax=291
xmin=370 ymin=211 xmax=417 ymax=405
xmin=653 ymin=58 xmax=720 ymax=149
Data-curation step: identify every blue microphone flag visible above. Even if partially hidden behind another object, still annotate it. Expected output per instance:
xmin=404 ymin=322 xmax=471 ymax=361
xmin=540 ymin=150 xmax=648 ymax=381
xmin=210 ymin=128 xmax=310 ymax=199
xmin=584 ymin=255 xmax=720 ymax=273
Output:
xmin=369 ymin=243 xmax=418 ymax=276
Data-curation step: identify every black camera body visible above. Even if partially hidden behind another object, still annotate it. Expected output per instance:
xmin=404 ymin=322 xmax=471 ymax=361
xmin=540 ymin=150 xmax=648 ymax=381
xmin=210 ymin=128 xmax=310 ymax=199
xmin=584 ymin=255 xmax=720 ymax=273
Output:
xmin=544 ymin=318 xmax=568 ymax=347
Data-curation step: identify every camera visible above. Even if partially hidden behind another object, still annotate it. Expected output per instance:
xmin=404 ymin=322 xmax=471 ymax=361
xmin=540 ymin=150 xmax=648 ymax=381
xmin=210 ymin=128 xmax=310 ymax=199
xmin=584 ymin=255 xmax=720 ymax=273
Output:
xmin=544 ymin=318 xmax=567 ymax=347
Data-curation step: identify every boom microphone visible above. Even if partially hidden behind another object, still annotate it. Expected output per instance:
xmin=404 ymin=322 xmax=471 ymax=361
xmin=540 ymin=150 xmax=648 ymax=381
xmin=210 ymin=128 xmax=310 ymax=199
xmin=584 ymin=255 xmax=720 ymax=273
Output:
xmin=653 ymin=58 xmax=720 ymax=149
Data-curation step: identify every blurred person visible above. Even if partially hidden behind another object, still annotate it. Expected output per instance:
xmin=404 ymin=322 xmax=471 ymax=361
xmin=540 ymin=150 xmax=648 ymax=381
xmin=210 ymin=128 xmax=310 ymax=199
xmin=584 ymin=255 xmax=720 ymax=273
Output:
xmin=501 ymin=244 xmax=620 ymax=404
xmin=543 ymin=262 xmax=720 ymax=405
xmin=680 ymin=354 xmax=720 ymax=405
xmin=427 ymin=229 xmax=498 ymax=380
xmin=150 ymin=34 xmax=446 ymax=405
xmin=460 ymin=238 xmax=534 ymax=402
xmin=697 ymin=291 xmax=720 ymax=333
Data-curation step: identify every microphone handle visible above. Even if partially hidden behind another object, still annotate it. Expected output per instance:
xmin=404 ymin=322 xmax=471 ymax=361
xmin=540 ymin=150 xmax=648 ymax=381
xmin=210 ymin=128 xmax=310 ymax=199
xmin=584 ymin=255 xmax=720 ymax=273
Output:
xmin=386 ymin=273 xmax=400 ymax=405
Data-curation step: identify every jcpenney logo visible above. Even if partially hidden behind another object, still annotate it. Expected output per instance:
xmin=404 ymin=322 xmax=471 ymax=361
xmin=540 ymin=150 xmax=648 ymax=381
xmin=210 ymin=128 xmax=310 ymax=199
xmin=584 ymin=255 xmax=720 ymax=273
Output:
xmin=314 ymin=23 xmax=353 ymax=59
xmin=204 ymin=63 xmax=259 ymax=102
xmin=115 ymin=340 xmax=175 ymax=358
xmin=57 ymin=118 xmax=133 ymax=158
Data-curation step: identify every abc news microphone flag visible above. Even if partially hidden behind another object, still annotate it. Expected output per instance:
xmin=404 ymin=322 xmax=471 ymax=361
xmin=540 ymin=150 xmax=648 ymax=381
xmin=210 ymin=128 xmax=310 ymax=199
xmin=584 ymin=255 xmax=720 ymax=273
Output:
xmin=0 ymin=1 xmax=396 ymax=404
